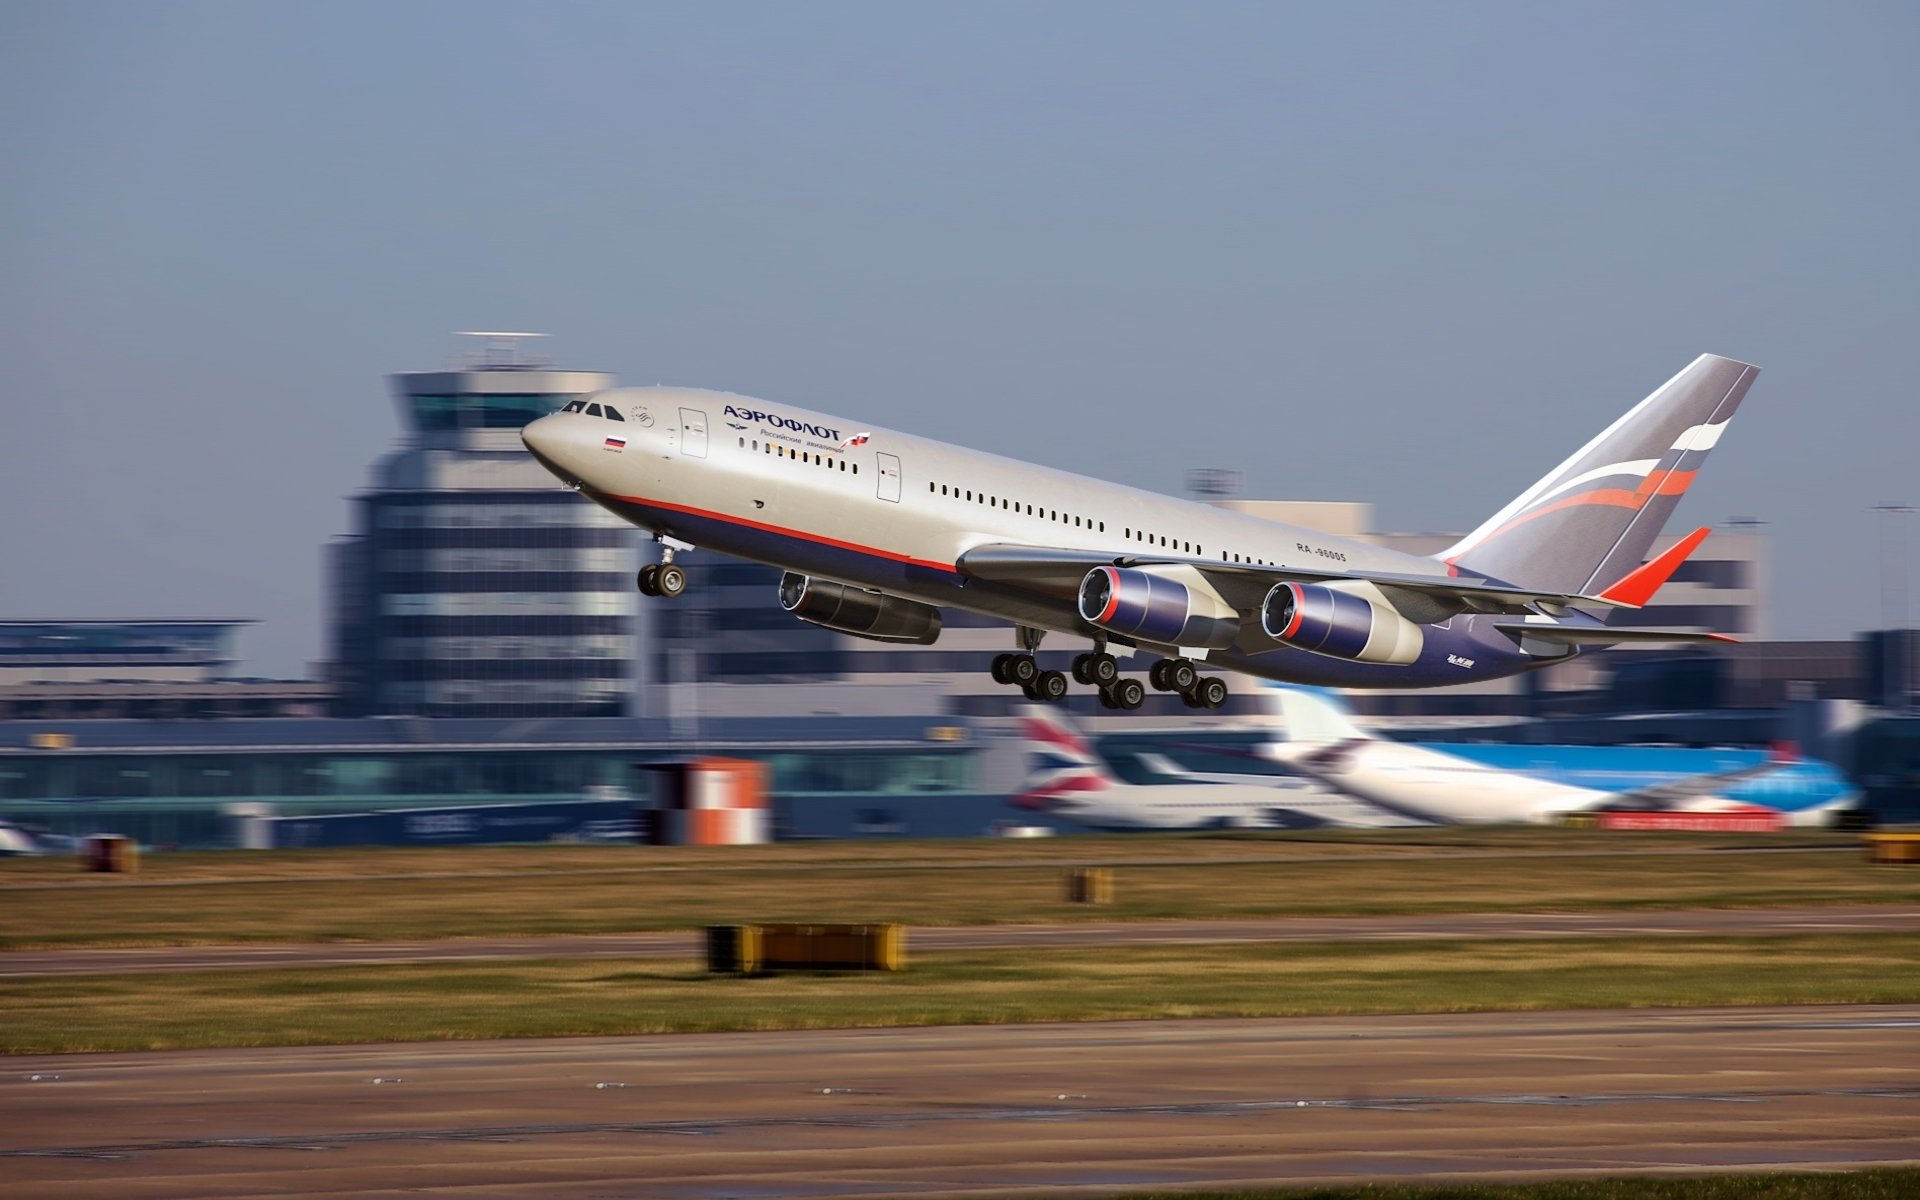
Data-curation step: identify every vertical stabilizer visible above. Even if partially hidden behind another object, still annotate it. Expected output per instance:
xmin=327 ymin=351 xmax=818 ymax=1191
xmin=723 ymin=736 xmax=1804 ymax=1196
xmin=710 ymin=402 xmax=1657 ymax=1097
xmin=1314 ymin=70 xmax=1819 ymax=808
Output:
xmin=1261 ymin=684 xmax=1373 ymax=745
xmin=1441 ymin=355 xmax=1758 ymax=596
xmin=1014 ymin=706 xmax=1112 ymax=809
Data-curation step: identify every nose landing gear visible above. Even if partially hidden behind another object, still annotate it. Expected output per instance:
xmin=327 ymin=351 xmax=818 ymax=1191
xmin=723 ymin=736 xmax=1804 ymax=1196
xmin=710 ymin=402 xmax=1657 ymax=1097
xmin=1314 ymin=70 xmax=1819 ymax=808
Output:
xmin=636 ymin=538 xmax=690 ymax=598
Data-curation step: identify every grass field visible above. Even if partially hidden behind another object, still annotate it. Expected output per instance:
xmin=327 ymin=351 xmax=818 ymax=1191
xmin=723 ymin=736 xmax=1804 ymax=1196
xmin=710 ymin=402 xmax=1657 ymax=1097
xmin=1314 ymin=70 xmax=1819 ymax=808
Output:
xmin=1 ymin=832 xmax=1909 ymax=949
xmin=5 ymin=932 xmax=1914 ymax=1054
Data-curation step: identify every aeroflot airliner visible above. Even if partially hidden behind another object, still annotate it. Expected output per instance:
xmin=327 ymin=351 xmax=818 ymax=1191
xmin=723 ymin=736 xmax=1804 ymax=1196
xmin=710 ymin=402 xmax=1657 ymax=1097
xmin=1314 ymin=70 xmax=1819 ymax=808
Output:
xmin=521 ymin=354 xmax=1756 ymax=710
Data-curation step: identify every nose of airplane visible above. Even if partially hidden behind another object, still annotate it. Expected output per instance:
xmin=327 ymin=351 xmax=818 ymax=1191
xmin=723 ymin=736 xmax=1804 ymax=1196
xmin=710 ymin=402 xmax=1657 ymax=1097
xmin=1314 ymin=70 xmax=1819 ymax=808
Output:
xmin=520 ymin=414 xmax=579 ymax=484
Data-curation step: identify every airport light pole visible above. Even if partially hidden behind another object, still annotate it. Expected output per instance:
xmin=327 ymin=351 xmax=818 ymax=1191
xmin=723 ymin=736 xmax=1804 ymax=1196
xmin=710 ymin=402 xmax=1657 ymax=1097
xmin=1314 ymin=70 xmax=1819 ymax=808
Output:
xmin=1872 ymin=503 xmax=1914 ymax=709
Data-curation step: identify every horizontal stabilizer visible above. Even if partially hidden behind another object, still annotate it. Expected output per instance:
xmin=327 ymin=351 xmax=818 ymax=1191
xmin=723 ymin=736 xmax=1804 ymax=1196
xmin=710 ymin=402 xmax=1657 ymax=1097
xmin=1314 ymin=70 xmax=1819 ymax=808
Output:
xmin=1493 ymin=623 xmax=1737 ymax=647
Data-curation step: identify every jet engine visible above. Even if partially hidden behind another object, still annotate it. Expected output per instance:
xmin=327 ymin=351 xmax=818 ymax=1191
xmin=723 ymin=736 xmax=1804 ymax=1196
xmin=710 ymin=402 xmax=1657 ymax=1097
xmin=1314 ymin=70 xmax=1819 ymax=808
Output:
xmin=1261 ymin=581 xmax=1424 ymax=665
xmin=1077 ymin=565 xmax=1239 ymax=649
xmin=778 ymin=573 xmax=942 ymax=645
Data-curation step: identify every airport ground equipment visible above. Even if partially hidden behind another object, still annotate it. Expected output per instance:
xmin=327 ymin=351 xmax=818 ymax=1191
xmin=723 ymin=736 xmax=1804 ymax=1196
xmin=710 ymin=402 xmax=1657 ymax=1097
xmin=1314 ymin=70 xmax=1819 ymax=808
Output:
xmin=81 ymin=834 xmax=138 ymax=873
xmin=706 ymin=924 xmax=905 ymax=974
xmin=1066 ymin=866 xmax=1114 ymax=904
xmin=1863 ymin=832 xmax=1920 ymax=864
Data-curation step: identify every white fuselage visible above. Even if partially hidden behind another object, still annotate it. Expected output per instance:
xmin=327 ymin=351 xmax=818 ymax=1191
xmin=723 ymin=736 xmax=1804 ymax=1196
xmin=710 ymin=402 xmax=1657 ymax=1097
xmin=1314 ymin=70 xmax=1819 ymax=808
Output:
xmin=520 ymin=386 xmax=1511 ymax=686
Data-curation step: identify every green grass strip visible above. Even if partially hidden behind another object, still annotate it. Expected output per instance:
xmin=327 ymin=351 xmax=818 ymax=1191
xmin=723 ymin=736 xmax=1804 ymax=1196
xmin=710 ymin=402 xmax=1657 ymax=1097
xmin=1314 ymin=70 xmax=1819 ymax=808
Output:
xmin=5 ymin=933 xmax=1915 ymax=1054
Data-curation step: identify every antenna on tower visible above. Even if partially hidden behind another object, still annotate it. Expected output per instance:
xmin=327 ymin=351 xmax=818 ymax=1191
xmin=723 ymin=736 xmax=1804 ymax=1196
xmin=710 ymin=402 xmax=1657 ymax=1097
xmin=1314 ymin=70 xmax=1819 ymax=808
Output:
xmin=455 ymin=331 xmax=550 ymax=370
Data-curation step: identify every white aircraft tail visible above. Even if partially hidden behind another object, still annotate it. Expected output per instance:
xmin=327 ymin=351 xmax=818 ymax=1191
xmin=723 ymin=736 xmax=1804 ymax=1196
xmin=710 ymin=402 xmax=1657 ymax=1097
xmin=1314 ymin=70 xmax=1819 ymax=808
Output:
xmin=1256 ymin=683 xmax=1374 ymax=745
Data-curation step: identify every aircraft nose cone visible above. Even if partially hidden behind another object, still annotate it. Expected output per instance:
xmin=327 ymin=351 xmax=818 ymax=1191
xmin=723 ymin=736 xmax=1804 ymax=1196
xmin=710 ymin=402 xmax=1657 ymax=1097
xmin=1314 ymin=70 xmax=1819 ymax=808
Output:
xmin=521 ymin=414 xmax=559 ymax=457
xmin=520 ymin=414 xmax=580 ymax=485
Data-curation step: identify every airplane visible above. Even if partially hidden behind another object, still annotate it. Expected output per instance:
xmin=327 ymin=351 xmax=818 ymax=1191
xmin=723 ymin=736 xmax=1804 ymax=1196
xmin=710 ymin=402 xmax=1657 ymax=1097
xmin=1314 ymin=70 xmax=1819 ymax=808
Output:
xmin=521 ymin=354 xmax=1757 ymax=711
xmin=1013 ymin=688 xmax=1861 ymax=831
xmin=1012 ymin=705 xmax=1415 ymax=830
xmin=1262 ymin=687 xmax=1862 ymax=828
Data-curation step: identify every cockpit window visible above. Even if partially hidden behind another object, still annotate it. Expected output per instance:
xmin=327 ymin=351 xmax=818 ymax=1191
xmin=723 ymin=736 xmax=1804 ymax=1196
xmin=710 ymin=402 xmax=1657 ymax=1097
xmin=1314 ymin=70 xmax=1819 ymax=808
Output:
xmin=603 ymin=406 xmax=624 ymax=422
xmin=586 ymin=403 xmax=603 ymax=417
xmin=562 ymin=399 xmax=586 ymax=413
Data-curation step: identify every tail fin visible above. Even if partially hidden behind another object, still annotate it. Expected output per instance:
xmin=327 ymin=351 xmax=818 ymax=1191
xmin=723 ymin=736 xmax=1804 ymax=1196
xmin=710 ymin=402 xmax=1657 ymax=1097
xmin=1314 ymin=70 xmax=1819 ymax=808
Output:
xmin=1013 ymin=705 xmax=1112 ymax=810
xmin=1256 ymin=683 xmax=1374 ymax=745
xmin=1441 ymin=354 xmax=1758 ymax=596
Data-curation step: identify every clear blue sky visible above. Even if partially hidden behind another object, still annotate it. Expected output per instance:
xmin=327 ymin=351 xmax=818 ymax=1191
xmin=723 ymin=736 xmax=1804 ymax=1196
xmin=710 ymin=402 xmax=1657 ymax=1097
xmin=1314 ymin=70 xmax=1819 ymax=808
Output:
xmin=4 ymin=1 xmax=1916 ymax=676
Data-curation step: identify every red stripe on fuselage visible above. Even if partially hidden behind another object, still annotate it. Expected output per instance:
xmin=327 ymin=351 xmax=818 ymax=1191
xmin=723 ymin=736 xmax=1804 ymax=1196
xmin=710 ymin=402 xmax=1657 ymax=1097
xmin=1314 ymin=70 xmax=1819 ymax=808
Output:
xmin=592 ymin=489 xmax=959 ymax=575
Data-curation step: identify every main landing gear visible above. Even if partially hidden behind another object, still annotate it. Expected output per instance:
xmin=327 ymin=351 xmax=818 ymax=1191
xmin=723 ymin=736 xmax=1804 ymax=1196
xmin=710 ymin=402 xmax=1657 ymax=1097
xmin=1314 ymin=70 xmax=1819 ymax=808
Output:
xmin=1149 ymin=657 xmax=1230 ymax=709
xmin=636 ymin=539 xmax=688 ymax=598
xmin=988 ymin=629 xmax=1147 ymax=710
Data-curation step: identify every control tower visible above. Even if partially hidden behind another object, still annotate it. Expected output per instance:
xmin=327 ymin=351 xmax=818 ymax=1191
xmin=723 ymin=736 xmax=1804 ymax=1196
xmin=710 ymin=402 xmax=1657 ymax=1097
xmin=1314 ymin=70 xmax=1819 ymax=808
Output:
xmin=329 ymin=334 xmax=638 ymax=717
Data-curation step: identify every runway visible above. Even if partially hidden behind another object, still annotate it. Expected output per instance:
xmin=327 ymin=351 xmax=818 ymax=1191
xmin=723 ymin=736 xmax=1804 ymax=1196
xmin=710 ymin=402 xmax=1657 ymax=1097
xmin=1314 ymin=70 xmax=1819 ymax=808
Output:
xmin=6 ymin=903 xmax=1917 ymax=977
xmin=6 ymin=1005 xmax=1917 ymax=1197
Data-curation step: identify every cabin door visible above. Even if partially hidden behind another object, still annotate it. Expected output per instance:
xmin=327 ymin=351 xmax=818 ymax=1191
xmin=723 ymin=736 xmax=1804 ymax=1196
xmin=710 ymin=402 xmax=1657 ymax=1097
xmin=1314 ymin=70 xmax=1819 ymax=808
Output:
xmin=876 ymin=453 xmax=902 ymax=503
xmin=678 ymin=408 xmax=708 ymax=458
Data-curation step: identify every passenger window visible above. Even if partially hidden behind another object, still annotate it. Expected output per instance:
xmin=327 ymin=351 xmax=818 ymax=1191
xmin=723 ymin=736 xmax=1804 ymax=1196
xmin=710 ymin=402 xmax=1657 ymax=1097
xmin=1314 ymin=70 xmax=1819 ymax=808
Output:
xmin=604 ymin=407 xmax=624 ymax=422
xmin=585 ymin=403 xmax=603 ymax=417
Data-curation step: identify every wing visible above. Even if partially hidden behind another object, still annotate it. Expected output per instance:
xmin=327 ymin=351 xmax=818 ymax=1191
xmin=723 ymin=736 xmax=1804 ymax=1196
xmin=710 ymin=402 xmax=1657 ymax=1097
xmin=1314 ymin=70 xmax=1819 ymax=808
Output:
xmin=1608 ymin=760 xmax=1790 ymax=810
xmin=955 ymin=543 xmax=1633 ymax=615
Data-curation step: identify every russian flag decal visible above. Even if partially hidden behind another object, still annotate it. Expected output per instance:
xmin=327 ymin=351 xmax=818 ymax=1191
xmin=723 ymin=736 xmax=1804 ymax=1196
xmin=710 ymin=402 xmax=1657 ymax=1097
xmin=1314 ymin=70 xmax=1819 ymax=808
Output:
xmin=603 ymin=436 xmax=626 ymax=451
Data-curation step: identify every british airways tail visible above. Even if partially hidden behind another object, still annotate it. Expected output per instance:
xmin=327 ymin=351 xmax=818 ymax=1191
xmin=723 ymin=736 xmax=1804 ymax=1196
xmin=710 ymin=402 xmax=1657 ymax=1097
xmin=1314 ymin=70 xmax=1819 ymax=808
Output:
xmin=1013 ymin=707 xmax=1114 ymax=810
xmin=1442 ymin=355 xmax=1759 ymax=597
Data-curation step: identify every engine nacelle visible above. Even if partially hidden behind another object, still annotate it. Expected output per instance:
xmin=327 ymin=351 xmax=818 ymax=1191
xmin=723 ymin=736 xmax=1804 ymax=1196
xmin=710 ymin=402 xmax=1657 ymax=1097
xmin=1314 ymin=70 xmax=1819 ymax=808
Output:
xmin=1261 ymin=582 xmax=1424 ymax=665
xmin=1077 ymin=566 xmax=1239 ymax=649
xmin=778 ymin=573 xmax=942 ymax=645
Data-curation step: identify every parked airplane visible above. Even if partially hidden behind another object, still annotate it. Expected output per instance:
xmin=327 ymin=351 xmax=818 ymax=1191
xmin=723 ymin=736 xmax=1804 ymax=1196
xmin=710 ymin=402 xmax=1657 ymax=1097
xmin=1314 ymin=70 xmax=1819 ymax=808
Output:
xmin=1013 ymin=690 xmax=1860 ymax=831
xmin=1264 ymin=688 xmax=1861 ymax=828
xmin=523 ymin=354 xmax=1757 ymax=711
xmin=1012 ymin=706 xmax=1413 ymax=830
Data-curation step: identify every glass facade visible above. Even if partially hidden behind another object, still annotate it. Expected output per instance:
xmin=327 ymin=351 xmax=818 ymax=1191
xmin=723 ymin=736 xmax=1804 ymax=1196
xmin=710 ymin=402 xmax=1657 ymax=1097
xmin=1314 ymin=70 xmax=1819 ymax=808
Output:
xmin=0 ymin=738 xmax=978 ymax=846
xmin=331 ymin=364 xmax=638 ymax=718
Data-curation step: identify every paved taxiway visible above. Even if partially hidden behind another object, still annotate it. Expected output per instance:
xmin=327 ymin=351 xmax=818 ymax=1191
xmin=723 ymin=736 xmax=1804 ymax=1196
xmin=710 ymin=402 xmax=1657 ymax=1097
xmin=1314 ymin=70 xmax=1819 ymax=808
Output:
xmin=7 ymin=903 xmax=1916 ymax=977
xmin=6 ymin=1005 xmax=1916 ymax=1197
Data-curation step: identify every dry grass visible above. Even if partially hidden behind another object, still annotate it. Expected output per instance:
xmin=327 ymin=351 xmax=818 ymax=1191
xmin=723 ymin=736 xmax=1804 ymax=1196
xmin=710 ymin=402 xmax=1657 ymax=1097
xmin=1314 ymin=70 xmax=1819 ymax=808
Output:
xmin=0 ymin=833 xmax=1908 ymax=950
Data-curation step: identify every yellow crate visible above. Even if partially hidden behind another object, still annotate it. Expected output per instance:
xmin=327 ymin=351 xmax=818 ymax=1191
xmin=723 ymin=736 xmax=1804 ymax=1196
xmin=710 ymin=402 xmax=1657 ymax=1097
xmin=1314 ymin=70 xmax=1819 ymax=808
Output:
xmin=711 ymin=924 xmax=904 ymax=973
xmin=1066 ymin=867 xmax=1113 ymax=904
xmin=1864 ymin=833 xmax=1920 ymax=865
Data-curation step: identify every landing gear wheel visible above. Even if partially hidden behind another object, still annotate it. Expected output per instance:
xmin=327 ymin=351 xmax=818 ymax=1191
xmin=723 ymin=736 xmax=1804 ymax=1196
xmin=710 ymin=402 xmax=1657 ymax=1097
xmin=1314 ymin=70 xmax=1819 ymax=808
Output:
xmin=1149 ymin=660 xmax=1171 ymax=691
xmin=990 ymin=653 xmax=1014 ymax=685
xmin=1087 ymin=654 xmax=1120 ymax=687
xmin=1032 ymin=670 xmax=1069 ymax=703
xmin=1096 ymin=686 xmax=1120 ymax=710
xmin=655 ymin=563 xmax=687 ymax=598
xmin=1194 ymin=676 xmax=1229 ymax=709
xmin=1166 ymin=659 xmax=1199 ymax=693
xmin=1071 ymin=654 xmax=1094 ymax=685
xmin=1109 ymin=678 xmax=1146 ymax=710
xmin=636 ymin=564 xmax=661 ymax=596
xmin=1007 ymin=654 xmax=1039 ymax=687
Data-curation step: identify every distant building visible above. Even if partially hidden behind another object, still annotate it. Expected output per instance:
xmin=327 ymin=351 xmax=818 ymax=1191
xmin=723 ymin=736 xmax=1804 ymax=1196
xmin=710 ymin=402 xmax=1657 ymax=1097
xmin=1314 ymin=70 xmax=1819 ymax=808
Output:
xmin=0 ymin=620 xmax=332 ymax=720
xmin=329 ymin=336 xmax=637 ymax=718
